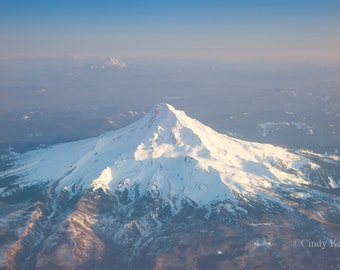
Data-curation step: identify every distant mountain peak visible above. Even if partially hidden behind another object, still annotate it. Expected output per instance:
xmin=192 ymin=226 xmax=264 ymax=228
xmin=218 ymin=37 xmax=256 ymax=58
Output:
xmin=90 ymin=56 xmax=127 ymax=70
xmin=104 ymin=56 xmax=127 ymax=68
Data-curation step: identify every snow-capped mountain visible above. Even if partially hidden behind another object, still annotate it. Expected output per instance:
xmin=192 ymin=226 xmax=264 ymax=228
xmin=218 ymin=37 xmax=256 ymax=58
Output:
xmin=90 ymin=56 xmax=127 ymax=69
xmin=0 ymin=103 xmax=339 ymax=270
xmin=1 ymin=103 xmax=337 ymax=205
xmin=105 ymin=56 xmax=127 ymax=68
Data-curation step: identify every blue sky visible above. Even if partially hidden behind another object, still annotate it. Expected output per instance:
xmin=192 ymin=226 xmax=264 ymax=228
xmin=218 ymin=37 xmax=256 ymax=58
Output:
xmin=0 ymin=0 xmax=339 ymax=60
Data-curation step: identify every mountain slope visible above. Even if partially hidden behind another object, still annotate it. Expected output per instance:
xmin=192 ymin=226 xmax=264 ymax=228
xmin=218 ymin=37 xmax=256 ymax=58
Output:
xmin=0 ymin=103 xmax=339 ymax=269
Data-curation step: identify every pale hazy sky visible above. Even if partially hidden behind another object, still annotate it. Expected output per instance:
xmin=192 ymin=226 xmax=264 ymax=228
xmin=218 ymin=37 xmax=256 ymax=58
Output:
xmin=0 ymin=0 xmax=339 ymax=61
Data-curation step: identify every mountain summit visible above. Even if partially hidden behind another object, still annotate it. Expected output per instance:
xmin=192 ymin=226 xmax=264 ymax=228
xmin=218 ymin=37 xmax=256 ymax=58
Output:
xmin=104 ymin=56 xmax=127 ymax=68
xmin=0 ymin=103 xmax=339 ymax=269
xmin=90 ymin=56 xmax=127 ymax=70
